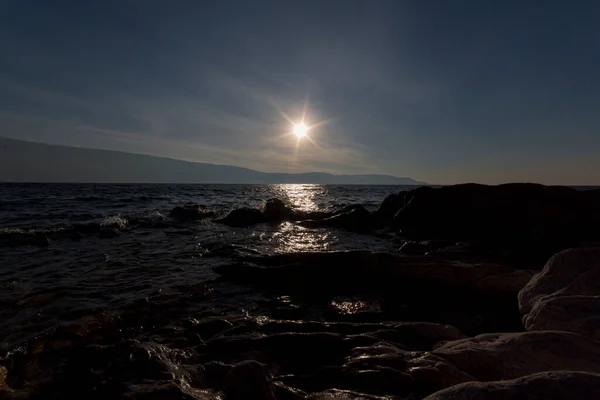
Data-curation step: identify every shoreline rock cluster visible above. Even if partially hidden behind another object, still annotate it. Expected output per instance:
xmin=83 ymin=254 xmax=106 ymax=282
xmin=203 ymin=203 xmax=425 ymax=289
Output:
xmin=207 ymin=246 xmax=600 ymax=399
xmin=2 ymin=183 xmax=600 ymax=398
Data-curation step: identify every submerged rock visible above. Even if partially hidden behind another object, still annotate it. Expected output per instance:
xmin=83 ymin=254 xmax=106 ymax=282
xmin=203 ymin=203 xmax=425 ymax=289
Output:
xmin=424 ymin=371 xmax=600 ymax=400
xmin=169 ymin=204 xmax=215 ymax=221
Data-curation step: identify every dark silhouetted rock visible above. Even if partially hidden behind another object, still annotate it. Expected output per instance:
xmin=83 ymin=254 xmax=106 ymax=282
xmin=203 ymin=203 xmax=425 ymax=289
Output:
xmin=99 ymin=228 xmax=120 ymax=238
xmin=216 ymin=207 xmax=267 ymax=227
xmin=298 ymin=206 xmax=375 ymax=232
xmin=169 ymin=204 xmax=215 ymax=221
xmin=424 ymin=371 xmax=600 ymax=400
xmin=224 ymin=360 xmax=276 ymax=400
xmin=374 ymin=191 xmax=408 ymax=223
xmin=202 ymin=361 xmax=233 ymax=388
xmin=263 ymin=198 xmax=292 ymax=222
xmin=393 ymin=183 xmax=600 ymax=260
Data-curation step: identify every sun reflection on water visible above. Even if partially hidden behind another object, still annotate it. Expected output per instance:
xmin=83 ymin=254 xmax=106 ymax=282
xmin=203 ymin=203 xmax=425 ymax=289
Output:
xmin=272 ymin=184 xmax=328 ymax=212
xmin=251 ymin=184 xmax=392 ymax=254
xmin=260 ymin=222 xmax=335 ymax=253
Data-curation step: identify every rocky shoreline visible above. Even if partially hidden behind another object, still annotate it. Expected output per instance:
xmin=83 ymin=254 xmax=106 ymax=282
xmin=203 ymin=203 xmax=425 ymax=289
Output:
xmin=2 ymin=183 xmax=600 ymax=399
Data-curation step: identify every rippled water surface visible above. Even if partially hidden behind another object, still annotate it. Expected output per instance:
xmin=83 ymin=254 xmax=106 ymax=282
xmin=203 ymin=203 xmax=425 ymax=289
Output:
xmin=0 ymin=183 xmax=414 ymax=351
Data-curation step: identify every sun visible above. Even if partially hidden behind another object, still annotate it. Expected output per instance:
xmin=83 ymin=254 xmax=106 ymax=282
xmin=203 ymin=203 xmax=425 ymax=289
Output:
xmin=293 ymin=123 xmax=308 ymax=137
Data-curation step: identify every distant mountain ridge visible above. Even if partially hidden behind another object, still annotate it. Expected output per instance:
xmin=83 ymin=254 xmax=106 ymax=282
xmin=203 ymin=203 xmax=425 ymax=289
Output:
xmin=0 ymin=137 xmax=426 ymax=185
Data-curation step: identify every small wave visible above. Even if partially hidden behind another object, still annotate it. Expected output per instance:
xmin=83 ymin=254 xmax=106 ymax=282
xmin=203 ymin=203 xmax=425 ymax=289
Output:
xmin=101 ymin=215 xmax=128 ymax=229
xmin=147 ymin=210 xmax=166 ymax=220
xmin=0 ymin=227 xmax=26 ymax=234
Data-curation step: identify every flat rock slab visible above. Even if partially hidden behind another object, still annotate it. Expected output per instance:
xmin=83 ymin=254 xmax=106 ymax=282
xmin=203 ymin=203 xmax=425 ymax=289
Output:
xmin=424 ymin=371 xmax=600 ymax=400
xmin=409 ymin=330 xmax=600 ymax=390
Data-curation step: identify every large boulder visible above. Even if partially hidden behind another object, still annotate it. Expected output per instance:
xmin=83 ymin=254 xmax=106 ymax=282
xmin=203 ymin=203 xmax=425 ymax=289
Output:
xmin=519 ymin=247 xmax=600 ymax=314
xmin=262 ymin=198 xmax=293 ymax=222
xmin=393 ymin=183 xmax=600 ymax=259
xmin=424 ymin=371 xmax=600 ymax=400
xmin=518 ymin=247 xmax=600 ymax=340
xmin=524 ymin=295 xmax=600 ymax=340
xmin=408 ymin=330 xmax=600 ymax=390
xmin=374 ymin=191 xmax=408 ymax=223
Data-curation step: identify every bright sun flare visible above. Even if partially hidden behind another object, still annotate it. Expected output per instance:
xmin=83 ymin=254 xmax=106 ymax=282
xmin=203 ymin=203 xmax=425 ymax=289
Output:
xmin=293 ymin=123 xmax=308 ymax=137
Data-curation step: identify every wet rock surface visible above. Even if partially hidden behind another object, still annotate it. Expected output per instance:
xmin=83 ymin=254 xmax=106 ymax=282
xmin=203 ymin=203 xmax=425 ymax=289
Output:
xmin=5 ymin=184 xmax=600 ymax=399
xmin=423 ymin=371 xmax=600 ymax=400
xmin=519 ymin=247 xmax=600 ymax=342
xmin=409 ymin=330 xmax=600 ymax=389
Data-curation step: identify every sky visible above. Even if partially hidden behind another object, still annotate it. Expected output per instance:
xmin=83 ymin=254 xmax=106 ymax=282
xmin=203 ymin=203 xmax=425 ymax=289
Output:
xmin=1 ymin=0 xmax=599 ymax=185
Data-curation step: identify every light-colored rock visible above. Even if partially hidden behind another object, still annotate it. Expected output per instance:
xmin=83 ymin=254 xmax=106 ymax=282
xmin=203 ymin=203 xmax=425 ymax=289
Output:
xmin=424 ymin=371 xmax=600 ymax=400
xmin=518 ymin=248 xmax=600 ymax=341
xmin=518 ymin=247 xmax=600 ymax=315
xmin=408 ymin=331 xmax=600 ymax=388
xmin=524 ymin=295 xmax=600 ymax=341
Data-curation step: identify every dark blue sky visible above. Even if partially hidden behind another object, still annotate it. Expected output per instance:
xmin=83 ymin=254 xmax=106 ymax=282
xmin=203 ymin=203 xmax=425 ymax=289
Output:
xmin=1 ymin=0 xmax=599 ymax=184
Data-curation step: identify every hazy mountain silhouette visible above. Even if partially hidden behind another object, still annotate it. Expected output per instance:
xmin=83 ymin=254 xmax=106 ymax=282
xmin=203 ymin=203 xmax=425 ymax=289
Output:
xmin=0 ymin=137 xmax=426 ymax=185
